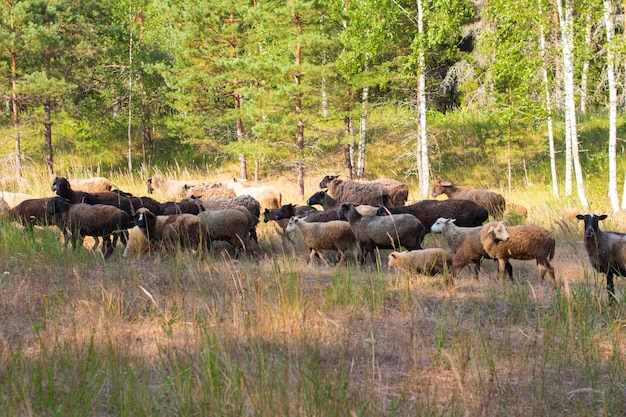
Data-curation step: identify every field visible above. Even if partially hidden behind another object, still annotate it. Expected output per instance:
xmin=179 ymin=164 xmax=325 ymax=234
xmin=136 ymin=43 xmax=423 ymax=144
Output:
xmin=0 ymin=171 xmax=625 ymax=416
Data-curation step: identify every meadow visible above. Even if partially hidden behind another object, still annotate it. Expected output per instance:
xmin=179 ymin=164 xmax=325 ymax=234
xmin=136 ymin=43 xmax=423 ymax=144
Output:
xmin=0 ymin=168 xmax=625 ymax=416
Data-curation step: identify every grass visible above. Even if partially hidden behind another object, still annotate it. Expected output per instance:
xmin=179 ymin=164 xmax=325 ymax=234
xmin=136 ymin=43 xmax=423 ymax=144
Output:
xmin=0 ymin=168 xmax=625 ymax=416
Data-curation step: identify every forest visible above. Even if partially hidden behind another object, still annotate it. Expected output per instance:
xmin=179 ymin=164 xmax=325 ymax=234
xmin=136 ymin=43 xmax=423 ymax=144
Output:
xmin=0 ymin=0 xmax=625 ymax=209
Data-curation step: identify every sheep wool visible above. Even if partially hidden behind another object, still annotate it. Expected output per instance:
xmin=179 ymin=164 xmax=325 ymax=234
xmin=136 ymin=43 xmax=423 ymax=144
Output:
xmin=388 ymin=249 xmax=454 ymax=277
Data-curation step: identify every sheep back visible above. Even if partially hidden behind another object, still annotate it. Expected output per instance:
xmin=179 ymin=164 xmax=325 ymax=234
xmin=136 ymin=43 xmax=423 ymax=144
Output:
xmin=432 ymin=180 xmax=506 ymax=218
xmin=323 ymin=176 xmax=389 ymax=207
xmin=198 ymin=209 xmax=251 ymax=253
xmin=377 ymin=199 xmax=488 ymax=231
xmin=373 ymin=178 xmax=409 ymax=206
xmin=67 ymin=177 xmax=114 ymax=193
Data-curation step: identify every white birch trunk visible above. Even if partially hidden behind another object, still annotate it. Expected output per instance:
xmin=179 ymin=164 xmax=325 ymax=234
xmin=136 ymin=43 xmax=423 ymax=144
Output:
xmin=556 ymin=0 xmax=573 ymax=196
xmin=580 ymin=12 xmax=592 ymax=115
xmin=539 ymin=0 xmax=558 ymax=197
xmin=357 ymin=85 xmax=368 ymax=178
xmin=603 ymin=0 xmax=619 ymax=212
xmin=417 ymin=0 xmax=429 ymax=197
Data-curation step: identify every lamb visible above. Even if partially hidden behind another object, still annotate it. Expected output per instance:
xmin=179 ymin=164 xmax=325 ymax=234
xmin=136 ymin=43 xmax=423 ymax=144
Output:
xmin=432 ymin=180 xmax=506 ymax=218
xmin=429 ymin=217 xmax=484 ymax=253
xmin=388 ymin=249 xmax=454 ymax=278
xmin=8 ymin=197 xmax=55 ymax=226
xmin=576 ymin=214 xmax=626 ymax=301
xmin=480 ymin=221 xmax=556 ymax=287
xmin=306 ymin=190 xmax=379 ymax=215
xmin=376 ymin=199 xmax=488 ymax=232
xmin=65 ymin=176 xmax=115 ymax=193
xmin=124 ymin=207 xmax=205 ymax=255
xmin=372 ymin=178 xmax=409 ymax=206
xmin=339 ymin=203 xmax=425 ymax=264
xmin=226 ymin=178 xmax=282 ymax=210
xmin=319 ymin=175 xmax=389 ymax=207
xmin=197 ymin=209 xmax=252 ymax=255
xmin=0 ymin=191 xmax=35 ymax=208
xmin=147 ymin=176 xmax=206 ymax=200
xmin=285 ymin=216 xmax=358 ymax=266
xmin=47 ymin=197 xmax=135 ymax=259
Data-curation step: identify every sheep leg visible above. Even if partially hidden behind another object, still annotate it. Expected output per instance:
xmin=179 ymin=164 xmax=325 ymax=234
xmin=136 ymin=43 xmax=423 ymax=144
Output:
xmin=536 ymin=260 xmax=556 ymax=289
xmin=498 ymin=258 xmax=514 ymax=282
xmin=606 ymin=271 xmax=616 ymax=303
xmin=309 ymin=249 xmax=330 ymax=267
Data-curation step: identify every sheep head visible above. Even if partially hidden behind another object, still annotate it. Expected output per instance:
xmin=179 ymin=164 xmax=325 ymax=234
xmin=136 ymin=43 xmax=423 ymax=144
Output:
xmin=319 ymin=175 xmax=339 ymax=189
xmin=486 ymin=221 xmax=509 ymax=242
xmin=576 ymin=213 xmax=608 ymax=239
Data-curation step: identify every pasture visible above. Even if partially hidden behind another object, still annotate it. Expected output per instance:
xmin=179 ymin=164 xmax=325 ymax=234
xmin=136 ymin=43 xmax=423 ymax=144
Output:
xmin=0 ymin=171 xmax=624 ymax=416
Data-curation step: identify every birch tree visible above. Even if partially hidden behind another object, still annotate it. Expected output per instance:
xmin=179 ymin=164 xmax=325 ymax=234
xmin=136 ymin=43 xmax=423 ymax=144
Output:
xmin=603 ymin=0 xmax=619 ymax=212
xmin=556 ymin=0 xmax=589 ymax=210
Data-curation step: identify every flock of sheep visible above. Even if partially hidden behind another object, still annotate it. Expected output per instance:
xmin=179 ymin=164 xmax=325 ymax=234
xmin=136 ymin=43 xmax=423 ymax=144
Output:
xmin=0 ymin=174 xmax=625 ymax=302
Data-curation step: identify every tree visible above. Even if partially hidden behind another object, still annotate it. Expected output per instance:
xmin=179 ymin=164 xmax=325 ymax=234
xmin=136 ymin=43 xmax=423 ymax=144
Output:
xmin=602 ymin=0 xmax=619 ymax=212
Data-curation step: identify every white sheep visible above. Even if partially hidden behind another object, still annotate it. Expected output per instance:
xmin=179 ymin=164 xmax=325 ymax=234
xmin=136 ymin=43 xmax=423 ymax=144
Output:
xmin=0 ymin=191 xmax=35 ymax=208
xmin=432 ymin=180 xmax=506 ymax=218
xmin=226 ymin=178 xmax=282 ymax=210
xmin=480 ymin=221 xmax=556 ymax=287
xmin=285 ymin=216 xmax=358 ymax=266
xmin=388 ymin=248 xmax=454 ymax=278
xmin=147 ymin=176 xmax=206 ymax=200
xmin=429 ymin=217 xmax=484 ymax=253
xmin=122 ymin=225 xmax=150 ymax=258
xmin=66 ymin=176 xmax=114 ymax=193
xmin=576 ymin=214 xmax=626 ymax=302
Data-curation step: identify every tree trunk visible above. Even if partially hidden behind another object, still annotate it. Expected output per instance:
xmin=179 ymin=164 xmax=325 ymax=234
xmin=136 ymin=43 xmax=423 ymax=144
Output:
xmin=294 ymin=12 xmax=305 ymax=197
xmin=9 ymin=9 xmax=22 ymax=178
xmin=416 ymin=0 xmax=429 ymax=197
xmin=234 ymin=89 xmax=247 ymax=180
xmin=539 ymin=0 xmax=558 ymax=196
xmin=44 ymin=6 xmax=53 ymax=176
xmin=580 ymin=12 xmax=592 ymax=115
xmin=357 ymin=85 xmax=368 ymax=179
xmin=603 ymin=0 xmax=619 ymax=212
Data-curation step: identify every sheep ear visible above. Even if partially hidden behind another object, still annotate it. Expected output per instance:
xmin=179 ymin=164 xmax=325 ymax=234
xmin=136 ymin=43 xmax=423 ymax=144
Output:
xmin=576 ymin=214 xmax=585 ymax=220
xmin=441 ymin=181 xmax=452 ymax=187
xmin=599 ymin=214 xmax=608 ymax=221
xmin=390 ymin=253 xmax=397 ymax=259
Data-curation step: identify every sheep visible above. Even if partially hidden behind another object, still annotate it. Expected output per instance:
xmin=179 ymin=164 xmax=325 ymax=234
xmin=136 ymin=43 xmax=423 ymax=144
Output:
xmin=388 ymin=249 xmax=454 ymax=278
xmin=274 ymin=204 xmax=342 ymax=223
xmin=319 ymin=175 xmax=389 ymax=207
xmin=429 ymin=217 xmax=484 ymax=253
xmin=339 ymin=203 xmax=425 ymax=264
xmin=376 ymin=199 xmax=488 ymax=232
xmin=306 ymin=190 xmax=379 ymax=215
xmin=263 ymin=204 xmax=318 ymax=251
xmin=0 ymin=197 xmax=11 ymax=214
xmin=576 ymin=214 xmax=626 ymax=302
xmin=0 ymin=176 xmax=28 ymax=191
xmin=200 ymin=195 xmax=260 ymax=242
xmin=53 ymin=176 xmax=162 ymax=216
xmin=0 ymin=191 xmax=35 ymax=208
xmin=432 ymin=180 xmax=506 ymax=218
xmin=451 ymin=226 xmax=514 ymax=281
xmin=8 ymin=197 xmax=55 ymax=226
xmin=285 ymin=216 xmax=358 ymax=266
xmin=480 ymin=221 xmax=556 ymax=287
xmin=65 ymin=176 xmax=115 ymax=193
xmin=47 ymin=197 xmax=135 ymax=259
xmin=147 ymin=176 xmax=206 ymax=200
xmin=120 ymin=207 xmax=205 ymax=256
xmin=372 ymin=178 xmax=409 ymax=206
xmin=226 ymin=178 xmax=282 ymax=210
xmin=197 ymin=209 xmax=252 ymax=255
xmin=186 ymin=183 xmax=236 ymax=200
xmin=160 ymin=199 xmax=205 ymax=215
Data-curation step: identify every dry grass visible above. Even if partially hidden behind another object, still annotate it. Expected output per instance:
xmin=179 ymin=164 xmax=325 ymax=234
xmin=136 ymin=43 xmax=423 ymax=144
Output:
xmin=0 ymin=170 xmax=625 ymax=416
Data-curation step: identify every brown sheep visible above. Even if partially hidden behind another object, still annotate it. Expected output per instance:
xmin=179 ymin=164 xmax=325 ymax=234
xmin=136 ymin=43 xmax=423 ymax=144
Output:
xmin=432 ymin=180 xmax=506 ymax=218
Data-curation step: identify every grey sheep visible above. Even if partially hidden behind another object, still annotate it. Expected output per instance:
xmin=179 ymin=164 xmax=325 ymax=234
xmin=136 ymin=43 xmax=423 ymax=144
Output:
xmin=388 ymin=248 xmax=454 ymax=280
xmin=319 ymin=175 xmax=389 ymax=207
xmin=576 ymin=214 xmax=626 ymax=302
xmin=285 ymin=216 xmax=358 ymax=266
xmin=201 ymin=195 xmax=260 ymax=242
xmin=376 ymin=199 xmax=488 ymax=232
xmin=430 ymin=217 xmax=483 ymax=253
xmin=197 ymin=209 xmax=252 ymax=256
xmin=480 ymin=221 xmax=556 ymax=287
xmin=123 ymin=207 xmax=205 ymax=255
xmin=432 ymin=180 xmax=506 ymax=219
xmin=47 ymin=197 xmax=135 ymax=259
xmin=340 ymin=203 xmax=425 ymax=264
xmin=306 ymin=190 xmax=378 ymax=215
